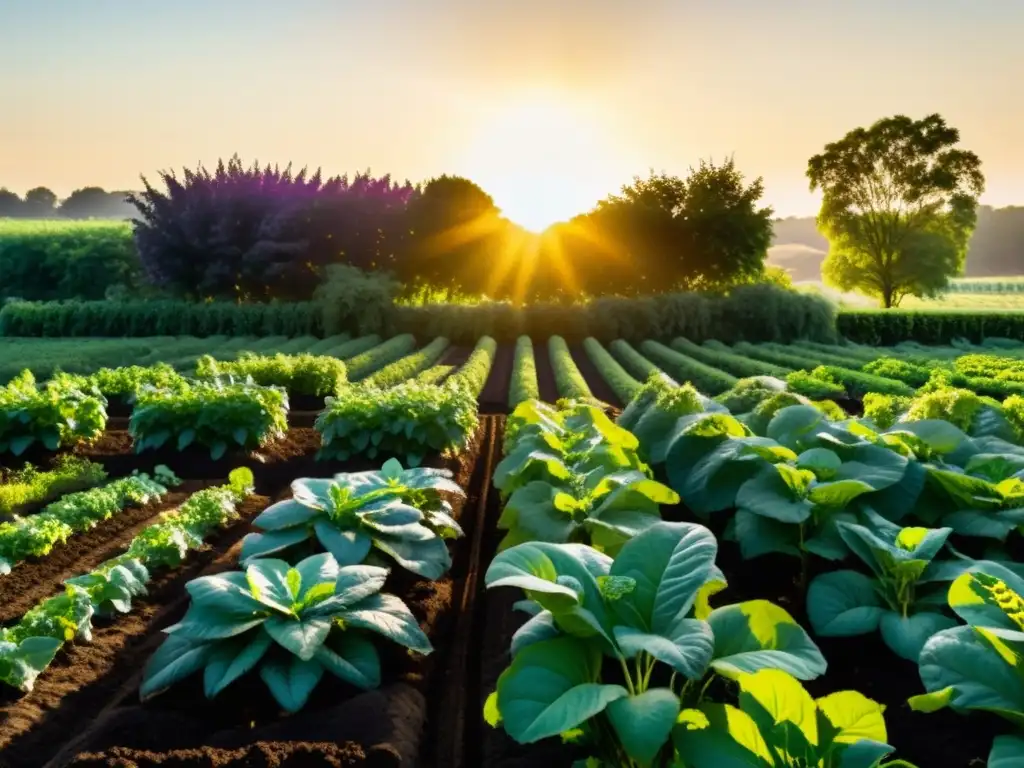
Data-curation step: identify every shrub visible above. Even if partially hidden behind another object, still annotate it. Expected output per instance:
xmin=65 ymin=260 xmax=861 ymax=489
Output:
xmin=861 ymin=357 xmax=933 ymax=387
xmin=0 ymin=456 xmax=108 ymax=519
xmin=862 ymin=393 xmax=913 ymax=429
xmin=316 ymin=380 xmax=478 ymax=465
xmin=805 ymin=365 xmax=914 ymax=398
xmin=130 ymin=380 xmax=289 ymax=459
xmin=315 ymin=264 xmax=397 ymax=336
xmin=196 ymin=353 xmax=347 ymax=397
xmin=0 ymin=371 xmax=107 ymax=455
xmin=838 ymin=309 xmax=1024 ymax=345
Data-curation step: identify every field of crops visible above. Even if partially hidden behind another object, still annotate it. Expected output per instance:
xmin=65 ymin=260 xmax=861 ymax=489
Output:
xmin=4 ymin=333 xmax=1024 ymax=766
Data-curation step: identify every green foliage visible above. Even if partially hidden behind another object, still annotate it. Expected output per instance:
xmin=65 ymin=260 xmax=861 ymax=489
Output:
xmin=0 ymin=219 xmax=140 ymax=302
xmin=807 ymin=510 xmax=970 ymax=661
xmin=785 ymin=370 xmax=848 ymax=400
xmin=863 ymin=393 xmax=913 ymax=430
xmin=610 ymin=339 xmax=672 ymax=384
xmin=1004 ymin=395 xmax=1024 ymax=442
xmin=905 ymin=388 xmax=987 ymax=432
xmin=0 ymin=370 xmax=107 ymax=455
xmin=671 ymin=337 xmax=791 ymax=378
xmin=806 ymin=365 xmax=914 ymax=398
xmin=361 ymin=337 xmax=449 ymax=389
xmin=548 ymin=336 xmax=593 ymax=401
xmin=447 ymin=336 xmax=496 ymax=398
xmin=344 ymin=334 xmax=417 ymax=381
xmin=89 ymin=363 xmax=189 ymax=398
xmin=583 ymin=337 xmax=642 ymax=403
xmin=837 ymin=310 xmax=1024 ymax=346
xmin=617 ymin=372 xmax=677 ymax=432
xmin=0 ymin=471 xmax=252 ymax=692
xmin=809 ymin=113 xmax=984 ymax=308
xmin=909 ymin=566 xmax=1024 ymax=766
xmin=0 ymin=471 xmax=172 ymax=575
xmin=494 ymin=399 xmax=677 ymax=551
xmin=714 ymin=376 xmax=789 ymax=414
xmin=862 ymin=358 xmax=933 ymax=388
xmin=314 ymin=264 xmax=397 ymax=337
xmin=0 ymin=299 xmax=322 ymax=338
xmin=631 ymin=383 xmax=717 ymax=464
xmin=640 ymin=340 xmax=738 ymax=395
xmin=139 ymin=553 xmax=431 ymax=713
xmin=130 ymin=380 xmax=289 ymax=459
xmin=415 ymin=364 xmax=454 ymax=385
xmin=509 ymin=336 xmax=540 ymax=409
xmin=315 ymin=380 xmax=477 ymax=466
xmin=0 ymin=456 xmax=107 ymax=518
xmin=241 ymin=458 xmax=464 ymax=579
xmin=196 ymin=353 xmax=347 ymax=397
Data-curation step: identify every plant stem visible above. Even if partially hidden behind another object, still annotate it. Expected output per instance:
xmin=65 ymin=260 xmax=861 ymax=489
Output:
xmin=617 ymin=655 xmax=636 ymax=696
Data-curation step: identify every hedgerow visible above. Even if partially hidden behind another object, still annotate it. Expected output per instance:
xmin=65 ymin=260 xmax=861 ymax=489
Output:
xmin=670 ymin=337 xmax=791 ymax=378
xmin=548 ymin=336 xmax=593 ymax=400
xmin=508 ymin=336 xmax=540 ymax=408
xmin=361 ymin=337 xmax=450 ymax=388
xmin=582 ymin=337 xmax=642 ymax=403
xmin=638 ymin=340 xmax=738 ymax=395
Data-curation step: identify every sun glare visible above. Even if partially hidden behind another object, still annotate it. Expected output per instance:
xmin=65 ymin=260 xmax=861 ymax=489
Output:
xmin=461 ymin=94 xmax=618 ymax=233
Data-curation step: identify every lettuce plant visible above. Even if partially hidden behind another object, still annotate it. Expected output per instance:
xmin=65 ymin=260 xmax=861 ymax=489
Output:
xmin=909 ymin=565 xmax=1024 ymax=767
xmin=130 ymin=379 xmax=288 ymax=459
xmin=197 ymin=352 xmax=347 ymax=397
xmin=139 ymin=553 xmax=431 ymax=713
xmin=712 ymin=375 xmax=788 ymax=415
xmin=629 ymin=383 xmax=709 ymax=464
xmin=924 ymin=468 xmax=1024 ymax=540
xmin=241 ymin=459 xmax=463 ymax=579
xmin=0 ymin=370 xmax=106 ymax=455
xmin=616 ymin=373 xmax=675 ymax=432
xmin=484 ymin=521 xmax=826 ymax=766
xmin=495 ymin=400 xmax=677 ymax=552
xmin=315 ymin=379 xmax=477 ymax=466
xmin=806 ymin=509 xmax=975 ymax=660
xmin=676 ymin=669 xmax=899 ymax=768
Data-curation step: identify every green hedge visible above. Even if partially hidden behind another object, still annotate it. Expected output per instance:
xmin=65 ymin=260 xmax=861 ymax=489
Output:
xmin=0 ymin=300 xmax=322 ymax=338
xmin=837 ymin=310 xmax=1024 ymax=346
xmin=0 ymin=220 xmax=140 ymax=302
xmin=639 ymin=340 xmax=738 ymax=395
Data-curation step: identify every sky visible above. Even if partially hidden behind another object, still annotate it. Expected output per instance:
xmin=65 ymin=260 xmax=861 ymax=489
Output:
xmin=1 ymin=0 xmax=1022 ymax=230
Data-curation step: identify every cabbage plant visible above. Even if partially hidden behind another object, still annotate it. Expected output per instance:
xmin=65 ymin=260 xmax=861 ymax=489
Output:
xmin=909 ymin=564 xmax=1024 ymax=767
xmin=675 ymin=669 xmax=900 ymax=768
xmin=139 ymin=553 xmax=431 ymax=713
xmin=241 ymin=459 xmax=463 ymax=579
xmin=483 ymin=521 xmax=827 ymax=766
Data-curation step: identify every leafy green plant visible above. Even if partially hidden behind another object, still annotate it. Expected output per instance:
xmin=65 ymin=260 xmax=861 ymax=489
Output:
xmin=640 ymin=340 xmax=738 ymax=396
xmin=484 ymin=521 xmax=828 ymax=767
xmin=909 ymin=565 xmax=1024 ymax=767
xmin=240 ymin=459 xmax=463 ymax=579
xmin=92 ymin=363 xmax=189 ymax=398
xmin=549 ymin=335 xmax=595 ymax=401
xmin=863 ymin=393 xmax=914 ymax=430
xmin=197 ymin=352 xmax=347 ymax=397
xmin=672 ymin=337 xmax=792 ymax=379
xmin=806 ymin=510 xmax=978 ymax=660
xmin=676 ymin=668 xmax=901 ymax=768
xmin=785 ymin=369 xmax=847 ymax=400
xmin=315 ymin=379 xmax=477 ymax=466
xmin=139 ymin=552 xmax=431 ymax=713
xmin=616 ymin=372 xmax=676 ymax=432
xmin=0 ymin=456 xmax=107 ymax=518
xmin=0 ymin=468 xmax=253 ymax=692
xmin=630 ymin=383 xmax=714 ymax=464
xmin=0 ymin=369 xmax=107 ymax=455
xmin=861 ymin=357 xmax=933 ymax=388
xmin=495 ymin=400 xmax=677 ymax=552
xmin=0 ymin=470 xmax=174 ymax=575
xmin=345 ymin=334 xmax=417 ymax=381
xmin=446 ymin=335 xmax=496 ymax=397
xmin=713 ymin=376 xmax=788 ymax=414
xmin=130 ymin=379 xmax=289 ymax=459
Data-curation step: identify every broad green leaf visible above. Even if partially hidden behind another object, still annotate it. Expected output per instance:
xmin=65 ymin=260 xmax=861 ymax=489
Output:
xmin=797 ymin=448 xmax=842 ymax=479
xmin=610 ymin=522 xmax=717 ymax=634
xmin=878 ymin=611 xmax=957 ymax=662
xmin=736 ymin=468 xmax=814 ymax=524
xmin=613 ymin=618 xmax=715 ymax=680
xmin=313 ymin=632 xmax=381 ymax=689
xmin=495 ymin=636 xmax=628 ymax=743
xmin=313 ymin=521 xmax=373 ymax=566
xmin=140 ymin=635 xmax=214 ymax=700
xmin=374 ymin=533 xmax=451 ymax=580
xmin=708 ymin=600 xmax=826 ymax=681
xmin=816 ymin=689 xmax=887 ymax=745
xmin=259 ymin=654 xmax=325 ymax=714
xmin=733 ymin=511 xmax=799 ymax=559
xmin=807 ymin=571 xmax=885 ymax=636
xmin=673 ymin=703 xmax=773 ymax=767
xmin=245 ymin=559 xmax=294 ymax=611
xmin=511 ymin=610 xmax=562 ymax=656
xmin=988 ymin=734 xmax=1024 ymax=768
xmin=239 ymin=529 xmax=310 ymax=562
xmin=203 ymin=630 xmax=274 ymax=698
xmin=947 ymin=567 xmax=1024 ymax=635
xmin=252 ymin=499 xmax=320 ymax=530
xmin=738 ymin=668 xmax=818 ymax=753
xmin=340 ymin=593 xmax=432 ymax=654
xmin=606 ymin=688 xmax=680 ymax=765
xmin=808 ymin=479 xmax=874 ymax=509
xmin=264 ymin=615 xmax=332 ymax=661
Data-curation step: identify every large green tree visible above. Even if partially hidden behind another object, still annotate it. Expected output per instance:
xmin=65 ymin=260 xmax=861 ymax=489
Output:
xmin=808 ymin=113 xmax=984 ymax=307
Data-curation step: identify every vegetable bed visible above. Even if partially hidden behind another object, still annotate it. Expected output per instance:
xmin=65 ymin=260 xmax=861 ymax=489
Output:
xmin=0 ymin=419 xmax=497 ymax=768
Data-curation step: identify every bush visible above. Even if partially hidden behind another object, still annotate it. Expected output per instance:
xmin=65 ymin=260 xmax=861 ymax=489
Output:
xmin=0 ymin=220 xmax=141 ymax=303
xmin=862 ymin=393 xmax=913 ymax=429
xmin=785 ymin=370 xmax=847 ymax=400
xmin=0 ymin=371 xmax=107 ymax=455
xmin=448 ymin=336 xmax=497 ymax=397
xmin=314 ymin=265 xmax=397 ymax=337
xmin=196 ymin=353 xmax=347 ymax=397
xmin=861 ymin=357 xmax=933 ymax=388
xmin=509 ymin=336 xmax=540 ymax=408
xmin=0 ymin=299 xmax=322 ymax=338
xmin=838 ymin=310 xmax=1024 ymax=345
xmin=806 ymin=365 xmax=914 ymax=398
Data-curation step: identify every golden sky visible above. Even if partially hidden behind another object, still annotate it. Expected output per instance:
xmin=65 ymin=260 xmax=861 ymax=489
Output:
xmin=1 ymin=0 xmax=1022 ymax=230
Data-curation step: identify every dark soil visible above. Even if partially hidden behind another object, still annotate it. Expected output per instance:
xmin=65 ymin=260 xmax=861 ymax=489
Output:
xmin=0 ymin=484 xmax=213 ymax=624
xmin=20 ymin=421 xmax=496 ymax=768
xmin=568 ymin=343 xmax=621 ymax=407
xmin=436 ymin=346 xmax=473 ymax=378
xmin=288 ymin=394 xmax=326 ymax=412
xmin=533 ymin=341 xmax=559 ymax=404
xmin=104 ymin=398 xmax=133 ymax=419
xmin=70 ymin=741 xmax=375 ymax=768
xmin=478 ymin=345 xmax=514 ymax=414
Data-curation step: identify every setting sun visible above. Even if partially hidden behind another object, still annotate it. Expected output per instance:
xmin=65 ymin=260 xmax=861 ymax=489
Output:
xmin=459 ymin=93 xmax=624 ymax=232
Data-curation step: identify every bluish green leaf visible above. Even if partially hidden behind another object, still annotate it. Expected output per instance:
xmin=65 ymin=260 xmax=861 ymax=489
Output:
xmin=878 ymin=611 xmax=957 ymax=662
xmin=807 ymin=571 xmax=885 ymax=636
xmin=606 ymin=688 xmax=680 ymax=765
xmin=708 ymin=600 xmax=826 ymax=680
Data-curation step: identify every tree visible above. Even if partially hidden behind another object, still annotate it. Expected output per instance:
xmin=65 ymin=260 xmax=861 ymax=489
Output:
xmin=23 ymin=187 xmax=57 ymax=218
xmin=807 ymin=113 xmax=984 ymax=307
xmin=0 ymin=188 xmax=22 ymax=217
xmin=58 ymin=187 xmax=135 ymax=219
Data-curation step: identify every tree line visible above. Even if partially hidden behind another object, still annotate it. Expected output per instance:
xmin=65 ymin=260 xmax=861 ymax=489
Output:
xmin=1 ymin=112 xmax=997 ymax=308
xmin=0 ymin=187 xmax=136 ymax=219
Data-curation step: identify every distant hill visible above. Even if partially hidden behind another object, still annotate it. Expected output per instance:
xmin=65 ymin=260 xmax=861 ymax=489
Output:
xmin=769 ymin=205 xmax=1024 ymax=280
